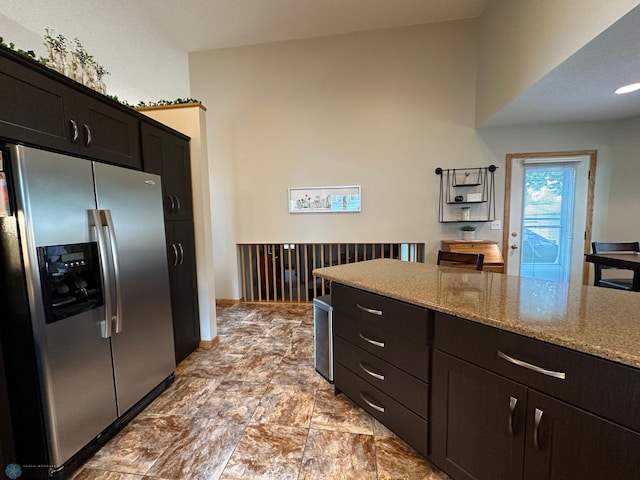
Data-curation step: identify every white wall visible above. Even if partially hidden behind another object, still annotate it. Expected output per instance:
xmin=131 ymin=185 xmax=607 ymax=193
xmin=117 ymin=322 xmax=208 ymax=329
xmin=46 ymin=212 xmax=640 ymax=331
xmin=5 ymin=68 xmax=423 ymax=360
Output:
xmin=477 ymin=122 xmax=615 ymax=249
xmin=190 ymin=20 xmax=622 ymax=300
xmin=190 ymin=20 xmax=484 ymax=299
xmin=606 ymin=117 xmax=640 ymax=241
xmin=476 ymin=0 xmax=640 ymax=125
xmin=0 ymin=5 xmax=190 ymax=104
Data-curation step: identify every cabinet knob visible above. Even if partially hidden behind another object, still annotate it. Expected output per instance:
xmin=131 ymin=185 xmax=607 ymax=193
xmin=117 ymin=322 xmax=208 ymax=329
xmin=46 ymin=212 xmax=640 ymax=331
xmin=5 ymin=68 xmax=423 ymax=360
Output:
xmin=510 ymin=244 xmax=519 ymax=250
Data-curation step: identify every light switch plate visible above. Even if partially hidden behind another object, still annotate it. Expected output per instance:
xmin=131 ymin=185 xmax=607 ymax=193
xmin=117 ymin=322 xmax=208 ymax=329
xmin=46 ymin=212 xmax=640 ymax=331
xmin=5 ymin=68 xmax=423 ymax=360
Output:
xmin=491 ymin=220 xmax=502 ymax=230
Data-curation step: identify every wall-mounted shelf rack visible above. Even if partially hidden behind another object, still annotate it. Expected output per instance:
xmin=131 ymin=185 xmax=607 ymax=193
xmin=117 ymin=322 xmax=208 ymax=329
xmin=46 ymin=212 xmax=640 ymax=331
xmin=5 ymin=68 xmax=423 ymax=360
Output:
xmin=435 ymin=165 xmax=497 ymax=223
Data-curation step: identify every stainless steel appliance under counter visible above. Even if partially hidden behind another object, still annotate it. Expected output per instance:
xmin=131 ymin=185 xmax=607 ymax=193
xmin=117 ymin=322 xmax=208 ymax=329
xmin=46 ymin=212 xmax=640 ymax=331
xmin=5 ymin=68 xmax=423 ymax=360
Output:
xmin=313 ymin=294 xmax=334 ymax=382
xmin=0 ymin=144 xmax=175 ymax=478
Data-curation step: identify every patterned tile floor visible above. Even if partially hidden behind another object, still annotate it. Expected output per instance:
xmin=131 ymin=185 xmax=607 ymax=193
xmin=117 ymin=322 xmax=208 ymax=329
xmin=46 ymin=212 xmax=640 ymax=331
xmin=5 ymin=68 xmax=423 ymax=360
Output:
xmin=71 ymin=303 xmax=449 ymax=480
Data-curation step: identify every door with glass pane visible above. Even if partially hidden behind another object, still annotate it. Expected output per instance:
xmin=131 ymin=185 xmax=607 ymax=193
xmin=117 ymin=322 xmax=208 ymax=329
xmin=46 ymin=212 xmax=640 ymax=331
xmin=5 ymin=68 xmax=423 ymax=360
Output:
xmin=506 ymin=154 xmax=593 ymax=284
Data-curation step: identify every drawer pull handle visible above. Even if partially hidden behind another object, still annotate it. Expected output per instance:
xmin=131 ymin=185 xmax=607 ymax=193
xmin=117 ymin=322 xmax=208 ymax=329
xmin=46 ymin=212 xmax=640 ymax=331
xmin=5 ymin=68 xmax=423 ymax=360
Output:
xmin=508 ymin=396 xmax=517 ymax=435
xmin=357 ymin=303 xmax=383 ymax=316
xmin=497 ymin=351 xmax=566 ymax=380
xmin=360 ymin=392 xmax=385 ymax=413
xmin=359 ymin=362 xmax=385 ymax=381
xmin=533 ymin=408 xmax=543 ymax=450
xmin=359 ymin=332 xmax=385 ymax=348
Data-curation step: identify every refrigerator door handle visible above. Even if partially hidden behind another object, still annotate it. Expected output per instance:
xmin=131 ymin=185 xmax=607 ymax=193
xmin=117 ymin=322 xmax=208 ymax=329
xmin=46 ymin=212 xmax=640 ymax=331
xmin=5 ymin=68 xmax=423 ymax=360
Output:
xmin=90 ymin=209 xmax=113 ymax=338
xmin=102 ymin=209 xmax=124 ymax=334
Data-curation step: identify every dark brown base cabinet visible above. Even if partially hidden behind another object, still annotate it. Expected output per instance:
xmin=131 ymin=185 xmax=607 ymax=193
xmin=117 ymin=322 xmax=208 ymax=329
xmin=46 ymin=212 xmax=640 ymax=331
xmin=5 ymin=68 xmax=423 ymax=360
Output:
xmin=331 ymin=284 xmax=640 ymax=480
xmin=165 ymin=221 xmax=201 ymax=364
xmin=431 ymin=314 xmax=640 ymax=480
xmin=331 ymin=283 xmax=430 ymax=456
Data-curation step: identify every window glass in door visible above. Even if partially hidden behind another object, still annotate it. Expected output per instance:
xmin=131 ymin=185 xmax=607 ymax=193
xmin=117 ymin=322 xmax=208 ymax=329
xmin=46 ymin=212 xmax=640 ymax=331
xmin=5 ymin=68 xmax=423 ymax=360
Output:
xmin=507 ymin=156 xmax=589 ymax=284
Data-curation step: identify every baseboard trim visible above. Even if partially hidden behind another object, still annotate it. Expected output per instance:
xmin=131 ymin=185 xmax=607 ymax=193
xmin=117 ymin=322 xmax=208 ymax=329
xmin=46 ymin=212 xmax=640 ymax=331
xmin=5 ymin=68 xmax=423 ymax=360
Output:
xmin=216 ymin=298 xmax=241 ymax=305
xmin=199 ymin=337 xmax=219 ymax=349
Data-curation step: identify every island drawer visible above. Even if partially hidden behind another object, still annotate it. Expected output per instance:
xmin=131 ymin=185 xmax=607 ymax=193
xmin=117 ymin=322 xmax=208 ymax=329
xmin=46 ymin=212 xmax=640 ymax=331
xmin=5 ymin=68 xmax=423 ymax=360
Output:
xmin=433 ymin=311 xmax=640 ymax=432
xmin=332 ymin=283 xmax=429 ymax=381
xmin=332 ymin=283 xmax=428 ymax=326
xmin=334 ymin=336 xmax=429 ymax=419
xmin=335 ymin=362 xmax=428 ymax=456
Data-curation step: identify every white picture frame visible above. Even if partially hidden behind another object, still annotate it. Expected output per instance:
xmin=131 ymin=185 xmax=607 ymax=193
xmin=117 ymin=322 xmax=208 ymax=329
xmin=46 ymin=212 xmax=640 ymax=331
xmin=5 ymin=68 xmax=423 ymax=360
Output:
xmin=288 ymin=185 xmax=361 ymax=213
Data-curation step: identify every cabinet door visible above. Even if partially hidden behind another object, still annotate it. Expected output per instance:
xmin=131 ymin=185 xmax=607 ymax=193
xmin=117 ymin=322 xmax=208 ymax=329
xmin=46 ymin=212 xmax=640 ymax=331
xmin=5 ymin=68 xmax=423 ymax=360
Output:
xmin=141 ymin=122 xmax=192 ymax=220
xmin=76 ymin=94 xmax=141 ymax=168
xmin=431 ymin=350 xmax=527 ymax=480
xmin=165 ymin=221 xmax=200 ymax=363
xmin=0 ymin=53 xmax=78 ymax=153
xmin=524 ymin=390 xmax=640 ymax=480
xmin=163 ymin=133 xmax=192 ymax=221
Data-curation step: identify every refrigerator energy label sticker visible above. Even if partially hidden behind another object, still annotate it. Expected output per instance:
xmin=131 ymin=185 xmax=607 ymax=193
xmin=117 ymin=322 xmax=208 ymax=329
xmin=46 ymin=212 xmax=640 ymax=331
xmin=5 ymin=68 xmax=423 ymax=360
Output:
xmin=0 ymin=172 xmax=10 ymax=217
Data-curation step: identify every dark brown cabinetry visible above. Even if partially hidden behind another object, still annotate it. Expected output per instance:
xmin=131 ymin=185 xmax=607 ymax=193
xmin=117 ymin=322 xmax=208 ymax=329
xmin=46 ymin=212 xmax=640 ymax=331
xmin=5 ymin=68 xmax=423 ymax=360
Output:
xmin=332 ymin=283 xmax=429 ymax=456
xmin=141 ymin=121 xmax=192 ymax=221
xmin=165 ymin=221 xmax=200 ymax=363
xmin=0 ymin=48 xmax=141 ymax=169
xmin=74 ymin=94 xmax=141 ymax=168
xmin=0 ymin=44 xmax=202 ymax=434
xmin=431 ymin=312 xmax=640 ymax=480
xmin=0 ymin=338 xmax=16 ymax=474
xmin=142 ymin=120 xmax=199 ymax=363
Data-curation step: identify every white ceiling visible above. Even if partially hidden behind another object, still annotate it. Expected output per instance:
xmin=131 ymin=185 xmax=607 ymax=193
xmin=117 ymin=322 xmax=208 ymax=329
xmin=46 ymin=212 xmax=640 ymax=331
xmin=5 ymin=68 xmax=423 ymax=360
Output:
xmin=0 ymin=0 xmax=486 ymax=52
xmin=125 ymin=0 xmax=488 ymax=52
xmin=481 ymin=4 xmax=640 ymax=127
xmin=2 ymin=0 xmax=640 ymax=125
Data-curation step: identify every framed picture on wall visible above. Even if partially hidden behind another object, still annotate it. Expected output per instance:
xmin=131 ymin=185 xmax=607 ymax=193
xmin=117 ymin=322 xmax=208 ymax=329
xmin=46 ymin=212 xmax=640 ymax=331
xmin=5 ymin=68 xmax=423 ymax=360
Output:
xmin=288 ymin=185 xmax=361 ymax=213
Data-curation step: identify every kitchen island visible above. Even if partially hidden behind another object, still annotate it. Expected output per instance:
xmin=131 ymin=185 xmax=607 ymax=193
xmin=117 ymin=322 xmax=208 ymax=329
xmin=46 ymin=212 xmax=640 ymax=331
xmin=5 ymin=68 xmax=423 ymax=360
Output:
xmin=314 ymin=259 xmax=640 ymax=480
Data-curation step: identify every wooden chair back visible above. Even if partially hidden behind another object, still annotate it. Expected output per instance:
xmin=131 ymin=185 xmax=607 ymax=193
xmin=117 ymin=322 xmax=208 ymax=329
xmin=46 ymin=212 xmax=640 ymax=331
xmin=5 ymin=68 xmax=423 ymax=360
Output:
xmin=591 ymin=242 xmax=640 ymax=254
xmin=437 ymin=251 xmax=485 ymax=271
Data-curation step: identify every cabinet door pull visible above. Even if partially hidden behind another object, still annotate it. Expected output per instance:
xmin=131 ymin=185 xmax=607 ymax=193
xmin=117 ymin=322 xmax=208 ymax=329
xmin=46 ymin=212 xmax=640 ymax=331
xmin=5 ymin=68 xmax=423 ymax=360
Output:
xmin=508 ymin=396 xmax=518 ymax=435
xmin=497 ymin=351 xmax=566 ymax=380
xmin=175 ymin=195 xmax=181 ymax=212
xmin=177 ymin=242 xmax=184 ymax=266
xmin=357 ymin=303 xmax=383 ymax=316
xmin=533 ymin=408 xmax=543 ymax=450
xmin=359 ymin=362 xmax=385 ymax=381
xmin=360 ymin=392 xmax=385 ymax=413
xmin=83 ymin=124 xmax=92 ymax=146
xmin=168 ymin=195 xmax=176 ymax=213
xmin=171 ymin=243 xmax=179 ymax=267
xmin=359 ymin=332 xmax=385 ymax=348
xmin=70 ymin=119 xmax=79 ymax=143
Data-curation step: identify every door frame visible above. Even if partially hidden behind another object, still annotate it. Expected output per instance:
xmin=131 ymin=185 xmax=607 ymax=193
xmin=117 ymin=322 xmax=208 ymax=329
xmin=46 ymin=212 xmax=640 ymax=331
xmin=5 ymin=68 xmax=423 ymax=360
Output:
xmin=502 ymin=150 xmax=597 ymax=285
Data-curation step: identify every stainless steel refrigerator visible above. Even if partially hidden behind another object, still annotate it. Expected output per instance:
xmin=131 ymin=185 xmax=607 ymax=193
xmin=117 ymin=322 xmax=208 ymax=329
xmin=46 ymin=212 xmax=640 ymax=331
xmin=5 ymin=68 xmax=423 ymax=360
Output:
xmin=0 ymin=144 xmax=175 ymax=477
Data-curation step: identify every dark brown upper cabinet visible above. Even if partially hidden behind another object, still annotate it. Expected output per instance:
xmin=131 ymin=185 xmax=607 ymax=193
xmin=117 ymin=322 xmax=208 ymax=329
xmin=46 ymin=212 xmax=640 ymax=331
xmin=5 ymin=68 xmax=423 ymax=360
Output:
xmin=141 ymin=121 xmax=192 ymax=221
xmin=0 ymin=48 xmax=141 ymax=169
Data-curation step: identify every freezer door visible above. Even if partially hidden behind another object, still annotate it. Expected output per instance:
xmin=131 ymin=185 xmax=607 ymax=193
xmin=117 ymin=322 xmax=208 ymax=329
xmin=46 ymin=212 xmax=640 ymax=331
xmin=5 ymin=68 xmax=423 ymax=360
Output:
xmin=10 ymin=145 xmax=118 ymax=467
xmin=93 ymin=162 xmax=176 ymax=414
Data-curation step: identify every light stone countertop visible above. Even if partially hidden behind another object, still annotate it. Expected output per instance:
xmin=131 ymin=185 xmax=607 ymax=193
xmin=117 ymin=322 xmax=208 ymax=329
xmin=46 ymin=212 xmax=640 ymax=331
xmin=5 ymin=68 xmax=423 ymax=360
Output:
xmin=313 ymin=258 xmax=640 ymax=369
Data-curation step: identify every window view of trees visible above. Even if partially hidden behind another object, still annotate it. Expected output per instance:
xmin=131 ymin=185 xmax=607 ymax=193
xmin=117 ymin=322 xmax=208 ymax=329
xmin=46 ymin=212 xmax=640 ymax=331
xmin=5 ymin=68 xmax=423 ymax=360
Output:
xmin=521 ymin=167 xmax=574 ymax=265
